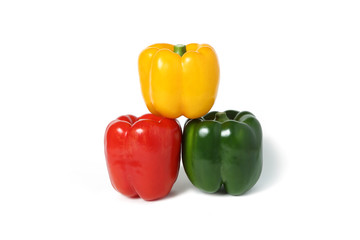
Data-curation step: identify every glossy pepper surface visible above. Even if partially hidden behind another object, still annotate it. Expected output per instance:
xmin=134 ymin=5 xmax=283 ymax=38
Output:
xmin=182 ymin=110 xmax=262 ymax=195
xmin=138 ymin=43 xmax=220 ymax=119
xmin=104 ymin=114 xmax=182 ymax=201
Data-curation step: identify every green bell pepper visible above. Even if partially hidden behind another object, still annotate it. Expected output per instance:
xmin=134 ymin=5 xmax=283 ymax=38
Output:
xmin=182 ymin=110 xmax=262 ymax=195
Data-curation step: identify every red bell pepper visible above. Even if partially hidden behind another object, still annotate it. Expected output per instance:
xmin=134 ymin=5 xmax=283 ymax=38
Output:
xmin=104 ymin=114 xmax=182 ymax=201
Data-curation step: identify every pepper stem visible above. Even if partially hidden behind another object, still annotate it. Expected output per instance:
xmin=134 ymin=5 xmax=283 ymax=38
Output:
xmin=215 ymin=112 xmax=229 ymax=122
xmin=174 ymin=44 xmax=186 ymax=57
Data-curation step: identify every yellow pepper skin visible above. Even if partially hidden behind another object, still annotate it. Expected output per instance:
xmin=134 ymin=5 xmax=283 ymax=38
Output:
xmin=138 ymin=43 xmax=220 ymax=119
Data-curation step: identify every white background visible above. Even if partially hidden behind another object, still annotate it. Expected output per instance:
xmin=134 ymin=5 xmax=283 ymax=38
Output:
xmin=1 ymin=0 xmax=359 ymax=239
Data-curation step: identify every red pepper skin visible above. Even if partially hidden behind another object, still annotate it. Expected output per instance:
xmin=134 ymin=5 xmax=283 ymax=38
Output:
xmin=104 ymin=114 xmax=182 ymax=201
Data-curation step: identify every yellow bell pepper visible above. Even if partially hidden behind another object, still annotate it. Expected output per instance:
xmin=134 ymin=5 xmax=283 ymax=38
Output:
xmin=138 ymin=43 xmax=220 ymax=119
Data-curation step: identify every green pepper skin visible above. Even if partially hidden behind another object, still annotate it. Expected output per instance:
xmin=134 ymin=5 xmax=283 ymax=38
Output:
xmin=182 ymin=110 xmax=262 ymax=195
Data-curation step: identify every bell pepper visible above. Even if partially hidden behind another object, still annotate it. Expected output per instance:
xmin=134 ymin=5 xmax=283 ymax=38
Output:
xmin=182 ymin=110 xmax=262 ymax=195
xmin=138 ymin=43 xmax=220 ymax=119
xmin=104 ymin=114 xmax=182 ymax=201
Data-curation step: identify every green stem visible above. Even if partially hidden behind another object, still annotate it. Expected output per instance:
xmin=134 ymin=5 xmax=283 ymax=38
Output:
xmin=215 ymin=112 xmax=229 ymax=122
xmin=174 ymin=44 xmax=186 ymax=57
